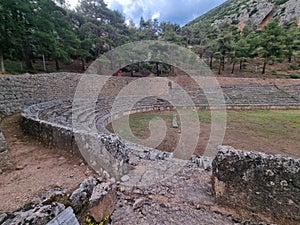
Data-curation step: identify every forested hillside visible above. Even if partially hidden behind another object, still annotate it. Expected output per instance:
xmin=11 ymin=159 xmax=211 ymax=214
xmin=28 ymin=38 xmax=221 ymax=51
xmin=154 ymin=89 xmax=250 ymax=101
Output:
xmin=1 ymin=0 xmax=300 ymax=76
xmin=186 ymin=0 xmax=299 ymax=28
xmin=181 ymin=0 xmax=300 ymax=75
xmin=0 ymin=0 xmax=184 ymax=74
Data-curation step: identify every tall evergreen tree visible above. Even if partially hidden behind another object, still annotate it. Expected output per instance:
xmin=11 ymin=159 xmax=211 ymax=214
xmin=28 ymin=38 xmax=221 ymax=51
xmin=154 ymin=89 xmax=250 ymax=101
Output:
xmin=284 ymin=22 xmax=300 ymax=63
xmin=0 ymin=0 xmax=30 ymax=72
xmin=255 ymin=19 xmax=286 ymax=74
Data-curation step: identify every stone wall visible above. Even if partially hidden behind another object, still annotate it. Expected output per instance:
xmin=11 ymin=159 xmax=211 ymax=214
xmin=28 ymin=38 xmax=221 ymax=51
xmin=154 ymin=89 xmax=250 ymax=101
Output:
xmin=0 ymin=129 xmax=12 ymax=171
xmin=212 ymin=146 xmax=300 ymax=222
xmin=1 ymin=74 xmax=300 ymax=119
xmin=1 ymin=73 xmax=300 ymax=119
xmin=0 ymin=130 xmax=6 ymax=152
xmin=0 ymin=73 xmax=81 ymax=170
xmin=20 ymin=99 xmax=170 ymax=179
xmin=21 ymin=116 xmax=79 ymax=157
xmin=17 ymin=75 xmax=300 ymax=178
xmin=0 ymin=73 xmax=81 ymax=117
xmin=1 ymin=73 xmax=300 ymax=172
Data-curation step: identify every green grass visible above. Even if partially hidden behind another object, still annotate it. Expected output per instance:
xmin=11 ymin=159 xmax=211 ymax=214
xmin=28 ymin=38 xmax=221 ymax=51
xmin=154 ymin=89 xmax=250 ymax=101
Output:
xmin=108 ymin=112 xmax=172 ymax=140
xmin=198 ymin=110 xmax=212 ymax=122
xmin=108 ymin=109 xmax=300 ymax=142
xmin=226 ymin=110 xmax=300 ymax=139
xmin=196 ymin=109 xmax=299 ymax=139
xmin=226 ymin=109 xmax=299 ymax=124
xmin=290 ymin=74 xmax=300 ymax=79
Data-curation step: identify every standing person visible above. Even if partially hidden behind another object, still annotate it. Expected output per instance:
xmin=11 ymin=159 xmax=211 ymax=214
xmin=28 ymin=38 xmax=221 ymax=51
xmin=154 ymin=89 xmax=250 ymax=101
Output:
xmin=117 ymin=71 xmax=123 ymax=77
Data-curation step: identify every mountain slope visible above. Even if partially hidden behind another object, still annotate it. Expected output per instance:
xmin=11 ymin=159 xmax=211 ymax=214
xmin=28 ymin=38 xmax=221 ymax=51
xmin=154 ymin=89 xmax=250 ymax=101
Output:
xmin=186 ymin=0 xmax=300 ymax=28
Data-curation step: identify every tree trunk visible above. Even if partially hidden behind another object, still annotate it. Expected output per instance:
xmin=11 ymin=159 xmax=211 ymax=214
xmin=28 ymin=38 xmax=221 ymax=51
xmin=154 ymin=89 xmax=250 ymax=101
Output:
xmin=25 ymin=58 xmax=33 ymax=70
xmin=42 ymin=54 xmax=47 ymax=72
xmin=137 ymin=62 xmax=141 ymax=73
xmin=288 ymin=55 xmax=292 ymax=63
xmin=24 ymin=50 xmax=33 ymax=71
xmin=55 ymin=59 xmax=60 ymax=71
xmin=156 ymin=62 xmax=159 ymax=76
xmin=231 ymin=61 xmax=236 ymax=74
xmin=0 ymin=50 xmax=5 ymax=73
xmin=20 ymin=62 xmax=23 ymax=71
xmin=221 ymin=57 xmax=225 ymax=71
xmin=218 ymin=59 xmax=222 ymax=75
xmin=23 ymin=42 xmax=34 ymax=71
xmin=81 ymin=58 xmax=85 ymax=71
xmin=130 ymin=64 xmax=134 ymax=76
xmin=262 ymin=61 xmax=267 ymax=74
xmin=24 ymin=48 xmax=33 ymax=70
xmin=209 ymin=57 xmax=213 ymax=69
xmin=240 ymin=60 xmax=243 ymax=70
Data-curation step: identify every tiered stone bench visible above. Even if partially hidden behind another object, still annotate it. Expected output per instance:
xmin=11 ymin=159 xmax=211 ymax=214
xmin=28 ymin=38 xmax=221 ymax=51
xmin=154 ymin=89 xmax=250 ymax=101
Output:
xmin=20 ymin=82 xmax=300 ymax=165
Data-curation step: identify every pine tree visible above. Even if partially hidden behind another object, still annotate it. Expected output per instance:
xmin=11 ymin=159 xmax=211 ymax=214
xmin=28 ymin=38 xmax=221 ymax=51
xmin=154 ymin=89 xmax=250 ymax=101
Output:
xmin=230 ymin=33 xmax=251 ymax=74
xmin=284 ymin=22 xmax=300 ymax=63
xmin=256 ymin=19 xmax=286 ymax=74
xmin=0 ymin=0 xmax=30 ymax=72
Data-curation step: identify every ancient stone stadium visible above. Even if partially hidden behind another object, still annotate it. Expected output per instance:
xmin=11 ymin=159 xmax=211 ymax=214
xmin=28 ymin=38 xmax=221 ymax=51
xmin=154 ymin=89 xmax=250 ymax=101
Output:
xmin=0 ymin=68 xmax=299 ymax=225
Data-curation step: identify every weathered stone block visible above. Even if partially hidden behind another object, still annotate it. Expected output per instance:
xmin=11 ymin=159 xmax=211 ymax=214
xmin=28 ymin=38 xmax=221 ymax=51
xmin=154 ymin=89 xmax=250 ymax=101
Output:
xmin=212 ymin=146 xmax=300 ymax=221
xmin=1 ymin=202 xmax=66 ymax=225
xmin=46 ymin=207 xmax=79 ymax=225
xmin=0 ymin=130 xmax=12 ymax=170
xmin=70 ymin=176 xmax=116 ymax=224
xmin=88 ymin=180 xmax=117 ymax=222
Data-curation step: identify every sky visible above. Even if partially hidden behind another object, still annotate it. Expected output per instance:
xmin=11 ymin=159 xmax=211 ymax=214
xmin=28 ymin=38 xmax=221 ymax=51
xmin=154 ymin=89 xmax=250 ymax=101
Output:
xmin=67 ymin=0 xmax=227 ymax=26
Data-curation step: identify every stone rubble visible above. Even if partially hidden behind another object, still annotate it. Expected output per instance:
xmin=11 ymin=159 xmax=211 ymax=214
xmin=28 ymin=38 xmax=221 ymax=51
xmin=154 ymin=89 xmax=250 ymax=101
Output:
xmin=46 ymin=207 xmax=79 ymax=225
xmin=111 ymin=160 xmax=273 ymax=225
xmin=1 ymin=147 xmax=295 ymax=224
xmin=0 ymin=175 xmax=116 ymax=225
xmin=0 ymin=202 xmax=66 ymax=225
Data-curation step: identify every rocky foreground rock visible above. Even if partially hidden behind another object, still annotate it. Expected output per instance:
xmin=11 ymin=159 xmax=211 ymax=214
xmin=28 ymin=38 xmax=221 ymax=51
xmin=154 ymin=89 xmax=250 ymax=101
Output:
xmin=2 ymin=146 xmax=298 ymax=224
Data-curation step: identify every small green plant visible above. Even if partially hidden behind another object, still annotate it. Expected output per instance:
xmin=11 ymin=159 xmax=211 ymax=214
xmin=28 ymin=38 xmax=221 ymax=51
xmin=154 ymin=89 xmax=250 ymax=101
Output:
xmin=290 ymin=74 xmax=300 ymax=79
xmin=197 ymin=110 xmax=211 ymax=123
xmin=290 ymin=64 xmax=299 ymax=70
xmin=232 ymin=20 xmax=239 ymax=25
xmin=85 ymin=213 xmax=110 ymax=225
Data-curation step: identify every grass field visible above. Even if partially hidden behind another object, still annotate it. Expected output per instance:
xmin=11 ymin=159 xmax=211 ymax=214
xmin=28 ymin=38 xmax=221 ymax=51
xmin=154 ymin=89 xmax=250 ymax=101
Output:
xmin=107 ymin=109 xmax=300 ymax=158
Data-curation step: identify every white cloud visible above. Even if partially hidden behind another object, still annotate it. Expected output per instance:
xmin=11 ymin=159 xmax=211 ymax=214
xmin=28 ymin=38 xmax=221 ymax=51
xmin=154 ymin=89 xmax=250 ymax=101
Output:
xmin=151 ymin=12 xmax=160 ymax=20
xmin=67 ymin=0 xmax=110 ymax=9
xmin=108 ymin=0 xmax=226 ymax=26
xmin=67 ymin=0 xmax=78 ymax=9
xmin=66 ymin=0 xmax=226 ymax=26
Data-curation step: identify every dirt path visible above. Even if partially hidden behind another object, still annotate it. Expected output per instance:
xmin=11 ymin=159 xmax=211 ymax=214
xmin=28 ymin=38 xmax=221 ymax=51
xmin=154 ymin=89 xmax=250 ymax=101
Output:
xmin=0 ymin=114 xmax=95 ymax=213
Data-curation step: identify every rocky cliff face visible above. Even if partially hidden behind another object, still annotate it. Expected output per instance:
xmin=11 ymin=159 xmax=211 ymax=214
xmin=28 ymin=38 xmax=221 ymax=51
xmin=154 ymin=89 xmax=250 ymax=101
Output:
xmin=187 ymin=0 xmax=300 ymax=28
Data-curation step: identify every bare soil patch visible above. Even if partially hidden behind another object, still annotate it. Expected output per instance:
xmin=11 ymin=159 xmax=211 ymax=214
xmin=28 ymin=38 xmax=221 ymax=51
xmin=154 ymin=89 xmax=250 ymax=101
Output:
xmin=0 ymin=114 xmax=96 ymax=213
